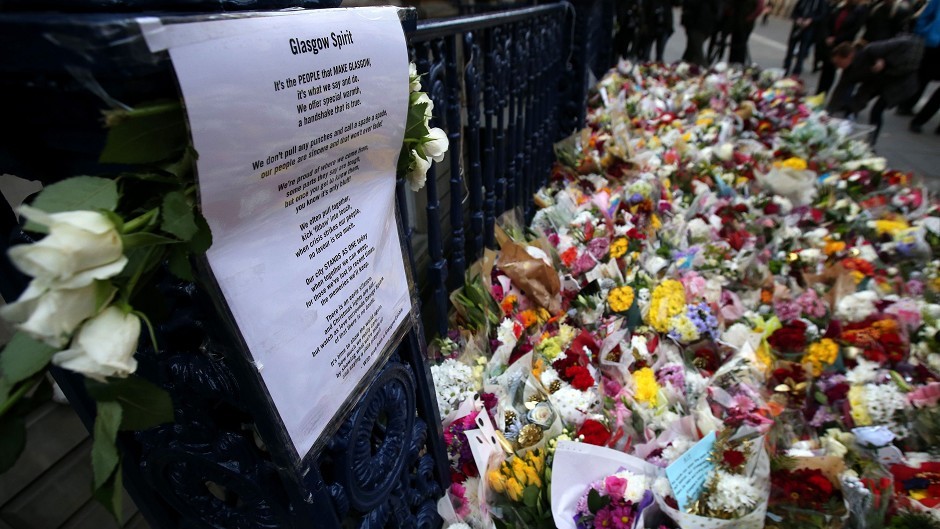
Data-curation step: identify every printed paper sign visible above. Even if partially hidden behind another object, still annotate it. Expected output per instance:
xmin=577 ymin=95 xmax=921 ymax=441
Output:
xmin=143 ymin=7 xmax=411 ymax=458
xmin=666 ymin=431 xmax=717 ymax=511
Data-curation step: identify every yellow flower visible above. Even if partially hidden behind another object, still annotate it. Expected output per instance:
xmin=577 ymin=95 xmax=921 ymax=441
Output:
xmin=774 ymin=157 xmax=807 ymax=171
xmin=523 ymin=465 xmax=542 ymax=489
xmin=527 ymin=449 xmax=545 ymax=473
xmin=488 ymin=468 xmax=507 ymax=494
xmin=647 ymin=280 xmax=687 ymax=333
xmin=650 ymin=214 xmax=662 ymax=231
xmin=510 ymin=457 xmax=529 ymax=485
xmin=804 ymin=338 xmax=838 ymax=376
xmin=850 ymin=270 xmax=865 ymax=284
xmin=608 ymin=286 xmax=635 ymax=313
xmin=610 ymin=237 xmax=628 ymax=259
xmin=505 ymin=477 xmax=525 ymax=502
xmin=633 ymin=367 xmax=660 ymax=406
xmin=501 ymin=294 xmax=518 ymax=315
xmin=848 ymin=386 xmax=872 ymax=426
xmin=873 ymin=219 xmax=909 ymax=237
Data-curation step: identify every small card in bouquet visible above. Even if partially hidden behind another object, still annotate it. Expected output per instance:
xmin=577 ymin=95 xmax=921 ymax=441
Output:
xmin=665 ymin=431 xmax=716 ymax=511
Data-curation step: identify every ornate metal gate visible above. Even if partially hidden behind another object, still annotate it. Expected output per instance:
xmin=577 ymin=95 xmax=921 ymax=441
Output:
xmin=0 ymin=0 xmax=613 ymax=526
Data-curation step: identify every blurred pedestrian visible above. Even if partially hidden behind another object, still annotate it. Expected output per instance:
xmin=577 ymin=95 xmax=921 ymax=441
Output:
xmin=763 ymin=0 xmax=775 ymax=23
xmin=783 ymin=0 xmax=830 ymax=74
xmin=899 ymin=0 xmax=940 ymax=116
xmin=640 ymin=0 xmax=676 ymax=62
xmin=682 ymin=0 xmax=724 ymax=65
xmin=863 ymin=0 xmax=913 ymax=42
xmin=730 ymin=0 xmax=766 ymax=63
xmin=616 ymin=0 xmax=645 ymax=59
xmin=816 ymin=0 xmax=869 ymax=95
xmin=827 ymin=36 xmax=924 ymax=143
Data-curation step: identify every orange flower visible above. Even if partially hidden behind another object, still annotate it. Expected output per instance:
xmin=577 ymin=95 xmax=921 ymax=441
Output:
xmin=519 ymin=310 xmax=538 ymax=329
xmin=761 ymin=289 xmax=773 ymax=304
xmin=501 ymin=294 xmax=518 ymax=315
xmin=824 ymin=240 xmax=846 ymax=256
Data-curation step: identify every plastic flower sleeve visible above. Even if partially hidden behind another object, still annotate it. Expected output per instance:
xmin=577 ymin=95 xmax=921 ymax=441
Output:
xmin=550 ymin=441 xmax=662 ymax=529
xmin=487 ymin=352 xmax=564 ymax=455
xmin=654 ymin=439 xmax=771 ymax=529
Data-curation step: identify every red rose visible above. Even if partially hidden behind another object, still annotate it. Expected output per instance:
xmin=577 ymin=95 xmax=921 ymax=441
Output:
xmin=565 ymin=365 xmax=595 ymax=391
xmin=576 ymin=419 xmax=611 ymax=446
xmin=768 ymin=320 xmax=808 ymax=353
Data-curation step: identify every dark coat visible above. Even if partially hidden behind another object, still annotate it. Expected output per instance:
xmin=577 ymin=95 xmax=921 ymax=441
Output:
xmin=826 ymin=2 xmax=869 ymax=44
xmin=828 ymin=35 xmax=925 ymax=111
xmin=644 ymin=0 xmax=676 ymax=35
xmin=682 ymin=0 xmax=724 ymax=34
xmin=792 ymin=0 xmax=829 ymax=24
xmin=863 ymin=0 xmax=913 ymax=42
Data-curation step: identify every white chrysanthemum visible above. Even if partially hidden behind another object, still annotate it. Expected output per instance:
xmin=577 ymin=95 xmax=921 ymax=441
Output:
xmin=446 ymin=524 xmax=471 ymax=529
xmin=661 ymin=437 xmax=696 ymax=463
xmin=540 ymin=366 xmax=561 ymax=389
xmin=705 ymin=470 xmax=762 ymax=517
xmin=653 ymin=476 xmax=673 ymax=498
xmin=620 ymin=472 xmax=653 ymax=503
xmin=431 ymin=359 xmax=476 ymax=417
xmin=551 ymin=386 xmax=595 ymax=427
xmin=687 ymin=218 xmax=712 ymax=241
xmin=835 ymin=290 xmax=880 ymax=322
xmin=865 ymin=383 xmax=909 ymax=436
xmin=846 ymin=358 xmax=881 ymax=385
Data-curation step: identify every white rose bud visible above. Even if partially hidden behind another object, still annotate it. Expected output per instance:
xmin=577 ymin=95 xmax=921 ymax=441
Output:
xmin=52 ymin=306 xmax=141 ymax=382
xmin=9 ymin=206 xmax=127 ymax=288
xmin=406 ymin=149 xmax=431 ymax=191
xmin=408 ymin=62 xmax=421 ymax=93
xmin=421 ymin=127 xmax=449 ymax=163
xmin=0 ymin=282 xmax=101 ymax=347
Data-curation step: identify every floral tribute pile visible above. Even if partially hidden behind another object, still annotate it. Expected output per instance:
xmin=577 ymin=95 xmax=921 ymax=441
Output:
xmin=430 ymin=60 xmax=940 ymax=529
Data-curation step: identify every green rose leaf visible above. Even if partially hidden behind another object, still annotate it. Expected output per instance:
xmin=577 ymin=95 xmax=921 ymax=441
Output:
xmin=187 ymin=211 xmax=212 ymax=254
xmin=92 ymin=461 xmax=124 ymax=522
xmin=0 ymin=414 xmax=26 ymax=474
xmin=523 ymin=484 xmax=540 ymax=508
xmin=0 ymin=332 xmax=57 ymax=384
xmin=92 ymin=401 xmax=122 ymax=488
xmin=161 ymin=191 xmax=198 ymax=241
xmin=99 ymin=102 xmax=187 ymax=165
xmin=167 ymin=246 xmax=195 ymax=282
xmin=86 ymin=376 xmax=174 ymax=431
xmin=24 ymin=176 xmax=118 ymax=232
xmin=122 ymin=232 xmax=179 ymax=249
xmin=587 ymin=487 xmax=610 ymax=514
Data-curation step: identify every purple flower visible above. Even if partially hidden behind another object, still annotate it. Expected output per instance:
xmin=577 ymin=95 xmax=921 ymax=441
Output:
xmin=588 ymin=238 xmax=611 ymax=260
xmin=656 ymin=364 xmax=685 ymax=389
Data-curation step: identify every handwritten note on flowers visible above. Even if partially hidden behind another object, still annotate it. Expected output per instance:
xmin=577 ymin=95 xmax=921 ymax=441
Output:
xmin=666 ymin=431 xmax=717 ymax=511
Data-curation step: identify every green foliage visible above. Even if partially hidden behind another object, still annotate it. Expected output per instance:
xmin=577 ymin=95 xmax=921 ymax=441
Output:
xmin=85 ymin=376 xmax=174 ymax=431
xmin=888 ymin=510 xmax=940 ymax=529
xmin=24 ymin=176 xmax=119 ymax=232
xmin=0 ymin=332 xmax=56 ymax=384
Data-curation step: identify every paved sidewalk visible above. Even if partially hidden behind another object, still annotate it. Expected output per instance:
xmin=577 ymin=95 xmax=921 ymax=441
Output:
xmin=657 ymin=12 xmax=940 ymax=189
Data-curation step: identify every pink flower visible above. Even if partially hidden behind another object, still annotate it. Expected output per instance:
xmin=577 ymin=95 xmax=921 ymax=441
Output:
xmin=604 ymin=476 xmax=628 ymax=501
xmin=680 ymin=273 xmax=707 ymax=299
xmin=910 ymin=382 xmax=940 ymax=408
xmin=720 ymin=290 xmax=744 ymax=321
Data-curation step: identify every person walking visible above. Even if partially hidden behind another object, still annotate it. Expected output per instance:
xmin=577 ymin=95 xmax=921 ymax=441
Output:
xmin=816 ymin=0 xmax=869 ymax=95
xmin=682 ymin=0 xmax=724 ymax=65
xmin=640 ymin=0 xmax=676 ymax=62
xmin=783 ymin=0 xmax=830 ymax=74
xmin=899 ymin=0 xmax=940 ymax=121
xmin=730 ymin=0 xmax=766 ymax=63
xmin=827 ymin=36 xmax=925 ymax=143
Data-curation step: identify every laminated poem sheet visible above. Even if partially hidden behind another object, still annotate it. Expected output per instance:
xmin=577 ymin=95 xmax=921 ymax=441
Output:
xmin=142 ymin=7 xmax=411 ymax=457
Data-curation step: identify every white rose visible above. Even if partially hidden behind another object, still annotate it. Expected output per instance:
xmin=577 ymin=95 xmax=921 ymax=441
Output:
xmin=406 ymin=149 xmax=431 ymax=191
xmin=408 ymin=62 xmax=421 ymax=93
xmin=9 ymin=206 xmax=127 ymax=288
xmin=716 ymin=143 xmax=734 ymax=161
xmin=413 ymin=92 xmax=434 ymax=119
xmin=52 ymin=306 xmax=140 ymax=382
xmin=421 ymin=127 xmax=449 ymax=162
xmin=0 ymin=281 xmax=103 ymax=347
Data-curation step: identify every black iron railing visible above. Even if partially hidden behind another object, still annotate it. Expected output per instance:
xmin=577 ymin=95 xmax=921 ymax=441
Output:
xmin=403 ymin=1 xmax=613 ymax=337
